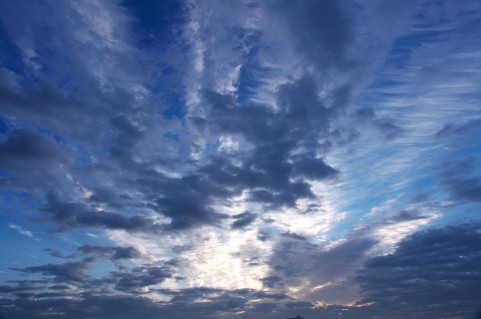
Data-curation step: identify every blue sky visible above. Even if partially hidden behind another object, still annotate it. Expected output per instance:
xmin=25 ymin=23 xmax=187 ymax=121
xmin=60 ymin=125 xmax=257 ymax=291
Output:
xmin=1 ymin=1 xmax=481 ymax=318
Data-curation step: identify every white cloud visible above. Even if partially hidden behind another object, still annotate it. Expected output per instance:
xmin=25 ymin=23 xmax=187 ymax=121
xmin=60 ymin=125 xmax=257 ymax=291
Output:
xmin=8 ymin=224 xmax=39 ymax=241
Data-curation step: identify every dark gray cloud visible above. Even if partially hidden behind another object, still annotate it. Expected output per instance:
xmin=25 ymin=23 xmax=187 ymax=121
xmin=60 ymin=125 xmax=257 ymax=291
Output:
xmin=67 ymin=165 xmax=231 ymax=231
xmin=260 ymin=275 xmax=282 ymax=288
xmin=0 ymin=0 xmax=148 ymax=144
xmin=355 ymin=222 xmax=481 ymax=319
xmin=0 ymin=0 xmax=348 ymax=235
xmin=43 ymin=192 xmax=162 ymax=232
xmin=231 ymin=211 xmax=257 ymax=229
xmin=109 ymin=265 xmax=172 ymax=293
xmin=0 ymin=0 xmax=186 ymax=230
xmin=257 ymin=230 xmax=273 ymax=242
xmin=15 ymin=258 xmax=94 ymax=283
xmin=151 ymin=287 xmax=289 ymax=317
xmin=389 ymin=209 xmax=428 ymax=223
xmin=81 ymin=72 xmax=347 ymax=232
xmin=0 ymin=292 xmax=166 ymax=319
xmin=351 ymin=107 xmax=403 ymax=140
xmin=150 ymin=174 xmax=230 ymax=230
xmin=0 ymin=128 xmax=68 ymax=171
xmin=0 ymin=283 xmax=41 ymax=294
xmin=190 ymin=78 xmax=340 ymax=209
xmin=266 ymin=233 xmax=375 ymax=293
xmin=77 ymin=245 xmax=141 ymax=260
xmin=280 ymin=231 xmax=306 ymax=241
xmin=438 ymin=159 xmax=481 ymax=202
xmin=44 ymin=248 xmax=69 ymax=259
xmin=448 ymin=177 xmax=481 ymax=201
xmin=436 ymin=118 xmax=481 ymax=138
xmin=4 ymin=223 xmax=481 ymax=319
xmin=372 ymin=117 xmax=403 ymax=140
xmin=87 ymin=187 xmax=127 ymax=208
xmin=0 ymin=85 xmax=102 ymax=142
xmin=351 ymin=107 xmax=376 ymax=122
xmin=292 ymin=157 xmax=338 ymax=180
xmin=47 ymin=284 xmax=71 ymax=291
xmin=0 ymin=283 xmax=360 ymax=319
xmin=108 ymin=114 xmax=145 ymax=167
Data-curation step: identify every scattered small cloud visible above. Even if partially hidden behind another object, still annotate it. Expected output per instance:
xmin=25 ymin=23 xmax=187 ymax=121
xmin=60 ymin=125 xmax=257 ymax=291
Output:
xmin=8 ymin=224 xmax=39 ymax=241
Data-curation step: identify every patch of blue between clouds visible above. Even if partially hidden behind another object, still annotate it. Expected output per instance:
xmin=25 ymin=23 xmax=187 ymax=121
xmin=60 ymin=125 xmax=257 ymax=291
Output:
xmin=122 ymin=0 xmax=188 ymax=49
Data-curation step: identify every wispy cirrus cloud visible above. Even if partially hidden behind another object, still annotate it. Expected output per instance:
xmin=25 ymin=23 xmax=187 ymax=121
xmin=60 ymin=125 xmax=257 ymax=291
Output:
xmin=8 ymin=224 xmax=39 ymax=241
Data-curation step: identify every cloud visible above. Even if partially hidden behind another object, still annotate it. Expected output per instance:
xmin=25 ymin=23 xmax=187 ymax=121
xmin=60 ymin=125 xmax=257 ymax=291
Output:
xmin=109 ymin=265 xmax=173 ymax=293
xmin=280 ymin=231 xmax=306 ymax=241
xmin=0 ymin=0 xmax=362 ymax=238
xmin=389 ymin=209 xmax=429 ymax=223
xmin=15 ymin=258 xmax=94 ymax=283
xmin=43 ymin=192 xmax=163 ymax=232
xmin=438 ymin=159 xmax=481 ymax=202
xmin=0 ymin=292 xmax=166 ymax=319
xmin=8 ymin=223 xmax=38 ymax=240
xmin=148 ymin=173 xmax=230 ymax=230
xmin=44 ymin=248 xmax=68 ymax=258
xmin=0 ymin=84 xmax=105 ymax=143
xmin=292 ymin=157 xmax=338 ymax=180
xmin=87 ymin=187 xmax=127 ymax=208
xmin=351 ymin=107 xmax=403 ymax=141
xmin=0 ymin=128 xmax=73 ymax=194
xmin=0 ymin=128 xmax=68 ymax=171
xmin=1 ymin=1 xmax=481 ymax=319
xmin=77 ymin=245 xmax=141 ymax=260
xmin=436 ymin=118 xmax=481 ymax=139
xmin=190 ymin=77 xmax=341 ymax=208
xmin=265 ymin=233 xmax=375 ymax=304
xmin=355 ymin=222 xmax=481 ymax=318
xmin=260 ymin=275 xmax=282 ymax=289
xmin=89 ymin=71 xmax=346 ymax=232
xmin=4 ymin=221 xmax=481 ymax=319
xmin=231 ymin=212 xmax=257 ymax=229
xmin=371 ymin=117 xmax=403 ymax=141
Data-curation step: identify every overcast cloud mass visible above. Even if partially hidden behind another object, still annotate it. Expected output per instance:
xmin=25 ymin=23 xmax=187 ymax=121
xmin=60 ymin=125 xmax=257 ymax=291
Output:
xmin=1 ymin=0 xmax=481 ymax=318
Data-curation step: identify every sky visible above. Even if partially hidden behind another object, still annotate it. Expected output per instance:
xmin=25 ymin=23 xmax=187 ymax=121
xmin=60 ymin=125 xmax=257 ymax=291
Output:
xmin=1 ymin=0 xmax=481 ymax=318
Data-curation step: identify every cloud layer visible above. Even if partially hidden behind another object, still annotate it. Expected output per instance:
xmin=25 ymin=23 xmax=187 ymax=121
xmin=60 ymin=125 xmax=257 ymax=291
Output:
xmin=1 ymin=0 xmax=481 ymax=318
